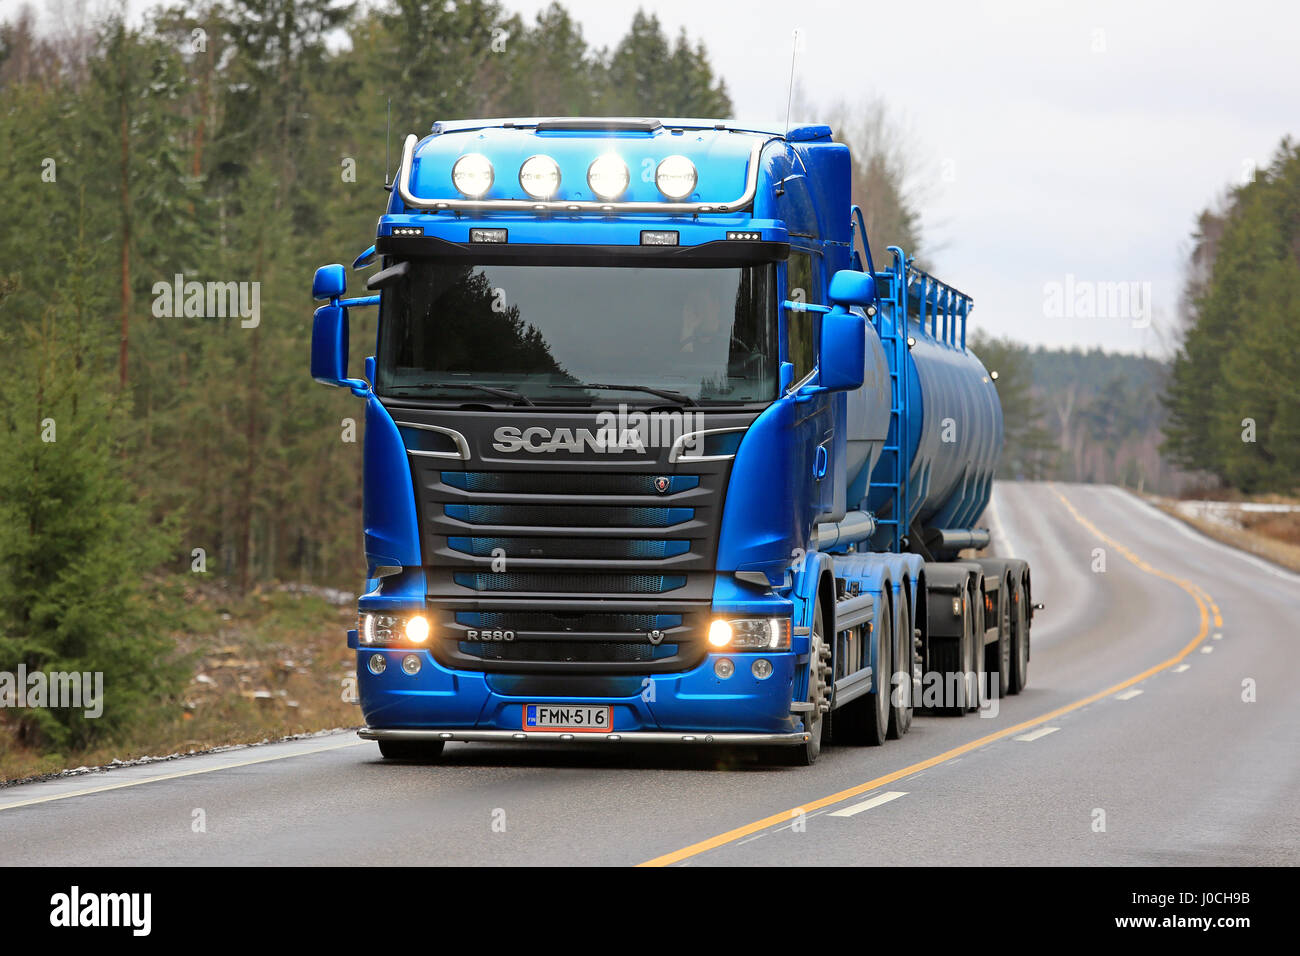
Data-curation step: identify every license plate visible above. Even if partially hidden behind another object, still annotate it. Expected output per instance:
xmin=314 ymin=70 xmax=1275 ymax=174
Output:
xmin=523 ymin=704 xmax=612 ymax=733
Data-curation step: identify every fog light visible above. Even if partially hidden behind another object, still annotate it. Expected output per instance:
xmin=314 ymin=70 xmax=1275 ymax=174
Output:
xmin=405 ymin=615 xmax=430 ymax=644
xmin=714 ymin=658 xmax=735 ymax=680
xmin=401 ymin=654 xmax=421 ymax=676
xmin=708 ymin=619 xmax=732 ymax=647
xmin=368 ymin=653 xmax=386 ymax=675
xmin=752 ymin=658 xmax=773 ymax=680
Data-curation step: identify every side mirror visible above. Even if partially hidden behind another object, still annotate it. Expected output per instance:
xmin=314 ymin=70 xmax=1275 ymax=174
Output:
xmin=818 ymin=307 xmax=866 ymax=392
xmin=828 ymin=269 xmax=876 ymax=308
xmin=312 ymin=263 xmax=346 ymax=301
xmin=312 ymin=304 xmax=367 ymax=392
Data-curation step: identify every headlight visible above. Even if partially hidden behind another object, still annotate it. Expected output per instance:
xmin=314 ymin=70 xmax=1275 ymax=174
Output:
xmin=451 ymin=153 xmax=494 ymax=198
xmin=587 ymin=153 xmax=629 ymax=200
xmin=655 ymin=155 xmax=697 ymax=200
xmin=706 ymin=618 xmax=791 ymax=651
xmin=518 ymin=154 xmax=561 ymax=199
xmin=360 ymin=612 xmax=431 ymax=647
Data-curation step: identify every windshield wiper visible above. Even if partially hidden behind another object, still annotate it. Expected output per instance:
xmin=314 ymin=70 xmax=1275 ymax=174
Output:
xmin=402 ymin=382 xmax=535 ymax=406
xmin=551 ymin=382 xmax=697 ymax=406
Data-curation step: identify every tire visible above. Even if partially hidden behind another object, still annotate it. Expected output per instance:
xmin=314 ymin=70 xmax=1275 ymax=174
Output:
xmin=1008 ymin=576 xmax=1030 ymax=694
xmin=966 ymin=580 xmax=986 ymax=713
xmin=984 ymin=580 xmax=1011 ymax=700
xmin=838 ymin=593 xmax=891 ymax=746
xmin=887 ymin=588 xmax=913 ymax=739
xmin=377 ymin=739 xmax=446 ymax=761
xmin=778 ymin=600 xmax=829 ymax=766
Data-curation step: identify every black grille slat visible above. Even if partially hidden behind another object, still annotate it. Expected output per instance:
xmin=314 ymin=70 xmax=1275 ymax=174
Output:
xmin=454 ymin=572 xmax=686 ymax=594
xmin=444 ymin=503 xmax=692 ymax=528
xmin=443 ymin=471 xmax=698 ymax=496
xmin=460 ymin=641 xmax=680 ymax=664
xmin=460 ymin=611 xmax=681 ymax=632
xmin=446 ymin=536 xmax=689 ymax=560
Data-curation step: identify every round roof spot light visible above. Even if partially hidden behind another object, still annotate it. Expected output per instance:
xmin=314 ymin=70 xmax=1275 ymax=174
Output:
xmin=451 ymin=153 xmax=494 ymax=198
xmin=518 ymin=154 xmax=561 ymax=200
xmin=587 ymin=153 xmax=630 ymax=201
xmin=655 ymin=155 xmax=698 ymax=200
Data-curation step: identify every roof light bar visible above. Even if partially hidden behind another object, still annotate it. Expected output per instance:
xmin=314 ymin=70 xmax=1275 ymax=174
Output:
xmin=396 ymin=133 xmax=773 ymax=215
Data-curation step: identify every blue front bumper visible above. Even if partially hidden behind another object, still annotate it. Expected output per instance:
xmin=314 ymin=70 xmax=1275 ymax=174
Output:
xmin=351 ymin=643 xmax=805 ymax=738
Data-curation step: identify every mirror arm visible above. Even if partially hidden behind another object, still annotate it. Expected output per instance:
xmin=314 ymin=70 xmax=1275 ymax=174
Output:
xmin=339 ymin=294 xmax=380 ymax=308
xmin=782 ymin=300 xmax=832 ymax=314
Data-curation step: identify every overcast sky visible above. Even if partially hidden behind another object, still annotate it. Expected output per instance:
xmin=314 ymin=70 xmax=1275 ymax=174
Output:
xmin=505 ymin=0 xmax=1299 ymax=355
xmin=11 ymin=0 xmax=1297 ymax=355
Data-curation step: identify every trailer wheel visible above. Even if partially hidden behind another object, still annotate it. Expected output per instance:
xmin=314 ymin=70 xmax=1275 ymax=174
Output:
xmin=779 ymin=600 xmax=829 ymax=766
xmin=984 ymin=580 xmax=1011 ymax=699
xmin=966 ymin=579 xmax=986 ymax=713
xmin=887 ymin=590 xmax=912 ymax=739
xmin=1008 ymin=576 xmax=1030 ymax=694
xmin=377 ymin=739 xmax=446 ymax=761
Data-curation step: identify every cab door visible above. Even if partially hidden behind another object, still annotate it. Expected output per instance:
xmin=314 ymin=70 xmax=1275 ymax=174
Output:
xmin=781 ymin=246 xmax=836 ymax=548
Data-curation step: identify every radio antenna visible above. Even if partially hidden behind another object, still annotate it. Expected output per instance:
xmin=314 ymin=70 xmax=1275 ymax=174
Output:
xmin=384 ymin=98 xmax=392 ymax=189
xmin=783 ymin=29 xmax=800 ymax=136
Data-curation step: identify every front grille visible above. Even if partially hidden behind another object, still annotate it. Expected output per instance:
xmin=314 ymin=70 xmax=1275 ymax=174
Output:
xmin=383 ymin=405 xmax=759 ymax=673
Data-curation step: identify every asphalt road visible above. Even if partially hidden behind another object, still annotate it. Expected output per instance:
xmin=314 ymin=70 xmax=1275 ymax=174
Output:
xmin=2 ymin=482 xmax=1297 ymax=866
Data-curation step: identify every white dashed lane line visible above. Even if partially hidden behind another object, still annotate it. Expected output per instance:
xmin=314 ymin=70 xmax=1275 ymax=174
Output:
xmin=828 ymin=791 xmax=908 ymax=818
xmin=1014 ymin=726 xmax=1060 ymax=742
xmin=1114 ymin=689 xmax=1144 ymax=701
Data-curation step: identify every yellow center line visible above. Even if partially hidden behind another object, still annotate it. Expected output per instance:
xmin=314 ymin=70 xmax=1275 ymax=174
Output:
xmin=637 ymin=484 xmax=1215 ymax=867
xmin=0 ymin=739 xmax=367 ymax=811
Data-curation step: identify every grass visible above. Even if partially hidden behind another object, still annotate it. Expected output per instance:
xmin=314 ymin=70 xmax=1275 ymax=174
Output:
xmin=1149 ymin=494 xmax=1300 ymax=574
xmin=0 ymin=584 xmax=361 ymax=784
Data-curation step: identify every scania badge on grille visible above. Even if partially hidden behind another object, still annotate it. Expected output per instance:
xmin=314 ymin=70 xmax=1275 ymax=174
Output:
xmin=653 ymin=476 xmax=670 ymax=494
xmin=648 ymin=629 xmax=665 ymax=645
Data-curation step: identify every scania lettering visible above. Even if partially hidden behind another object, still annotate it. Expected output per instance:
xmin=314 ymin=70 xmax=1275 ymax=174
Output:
xmin=310 ymin=116 xmax=1036 ymax=765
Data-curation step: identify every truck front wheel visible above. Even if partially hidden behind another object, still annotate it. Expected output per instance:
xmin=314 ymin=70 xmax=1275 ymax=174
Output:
xmin=778 ymin=601 xmax=830 ymax=766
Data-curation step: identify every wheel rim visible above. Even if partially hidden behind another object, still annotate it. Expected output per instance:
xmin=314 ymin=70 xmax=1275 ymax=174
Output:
xmin=806 ymin=615 xmax=828 ymax=747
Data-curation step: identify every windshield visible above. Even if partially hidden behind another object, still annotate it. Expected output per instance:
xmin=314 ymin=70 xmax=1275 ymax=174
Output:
xmin=375 ymin=259 xmax=778 ymax=405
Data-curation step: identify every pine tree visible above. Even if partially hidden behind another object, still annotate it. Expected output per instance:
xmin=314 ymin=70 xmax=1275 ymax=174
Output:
xmin=0 ymin=244 xmax=185 ymax=752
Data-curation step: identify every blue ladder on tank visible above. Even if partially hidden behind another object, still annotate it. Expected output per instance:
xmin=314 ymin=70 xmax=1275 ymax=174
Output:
xmin=850 ymin=204 xmax=911 ymax=554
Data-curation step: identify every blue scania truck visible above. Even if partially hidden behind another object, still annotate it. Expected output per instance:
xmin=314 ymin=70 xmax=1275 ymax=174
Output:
xmin=310 ymin=117 xmax=1034 ymax=765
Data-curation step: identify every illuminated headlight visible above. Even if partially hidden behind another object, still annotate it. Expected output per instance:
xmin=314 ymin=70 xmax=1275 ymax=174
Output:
xmin=451 ymin=153 xmax=494 ymax=198
xmin=587 ymin=153 xmax=629 ymax=200
xmin=655 ymin=155 xmax=697 ymax=200
xmin=360 ymin=612 xmax=432 ymax=647
xmin=706 ymin=618 xmax=792 ymax=651
xmin=518 ymin=154 xmax=561 ymax=200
